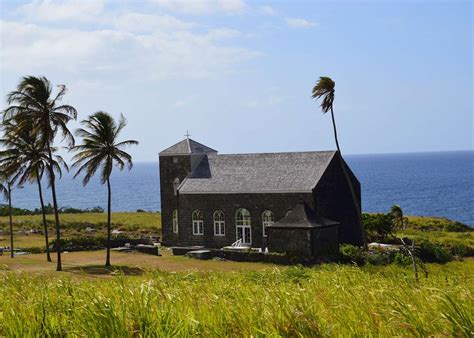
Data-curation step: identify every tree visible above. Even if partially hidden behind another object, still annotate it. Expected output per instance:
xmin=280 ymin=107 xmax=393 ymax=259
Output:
xmin=4 ymin=76 xmax=77 ymax=271
xmin=0 ymin=170 xmax=19 ymax=258
xmin=71 ymin=112 xmax=138 ymax=267
xmin=390 ymin=204 xmax=408 ymax=230
xmin=0 ymin=119 xmax=68 ymax=262
xmin=311 ymin=76 xmax=367 ymax=246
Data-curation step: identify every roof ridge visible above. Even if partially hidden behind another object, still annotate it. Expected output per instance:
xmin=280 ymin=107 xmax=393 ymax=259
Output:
xmin=209 ymin=150 xmax=336 ymax=157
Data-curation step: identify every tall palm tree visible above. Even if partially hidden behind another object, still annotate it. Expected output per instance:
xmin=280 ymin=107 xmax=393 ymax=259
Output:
xmin=0 ymin=119 xmax=68 ymax=262
xmin=0 ymin=170 xmax=19 ymax=258
xmin=311 ymin=76 xmax=367 ymax=247
xmin=4 ymin=76 xmax=77 ymax=271
xmin=71 ymin=112 xmax=138 ymax=267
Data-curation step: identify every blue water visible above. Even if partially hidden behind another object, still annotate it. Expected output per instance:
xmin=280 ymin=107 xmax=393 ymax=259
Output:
xmin=10 ymin=151 xmax=474 ymax=226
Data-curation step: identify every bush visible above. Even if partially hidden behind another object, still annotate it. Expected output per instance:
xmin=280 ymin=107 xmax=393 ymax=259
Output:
xmin=339 ymin=244 xmax=366 ymax=265
xmin=448 ymin=244 xmax=474 ymax=257
xmin=417 ymin=241 xmax=453 ymax=263
xmin=363 ymin=213 xmax=394 ymax=242
xmin=393 ymin=252 xmax=412 ymax=266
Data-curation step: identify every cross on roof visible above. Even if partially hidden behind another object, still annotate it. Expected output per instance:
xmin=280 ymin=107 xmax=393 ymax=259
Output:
xmin=185 ymin=130 xmax=191 ymax=139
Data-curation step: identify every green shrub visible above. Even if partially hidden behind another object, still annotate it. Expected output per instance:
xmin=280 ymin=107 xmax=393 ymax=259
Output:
xmin=339 ymin=244 xmax=366 ymax=265
xmin=393 ymin=252 xmax=412 ymax=266
xmin=363 ymin=213 xmax=394 ymax=242
xmin=418 ymin=241 xmax=453 ymax=263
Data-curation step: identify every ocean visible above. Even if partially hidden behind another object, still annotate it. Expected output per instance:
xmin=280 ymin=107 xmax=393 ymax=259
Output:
xmin=9 ymin=151 xmax=474 ymax=227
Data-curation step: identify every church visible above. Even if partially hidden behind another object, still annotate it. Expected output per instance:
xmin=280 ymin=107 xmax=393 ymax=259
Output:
xmin=159 ymin=137 xmax=364 ymax=251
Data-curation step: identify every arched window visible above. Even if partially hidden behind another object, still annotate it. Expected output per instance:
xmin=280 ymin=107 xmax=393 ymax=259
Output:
xmin=262 ymin=210 xmax=274 ymax=237
xmin=213 ymin=210 xmax=225 ymax=236
xmin=235 ymin=208 xmax=251 ymax=245
xmin=235 ymin=208 xmax=251 ymax=226
xmin=172 ymin=209 xmax=178 ymax=234
xmin=192 ymin=210 xmax=204 ymax=235
xmin=173 ymin=178 xmax=180 ymax=196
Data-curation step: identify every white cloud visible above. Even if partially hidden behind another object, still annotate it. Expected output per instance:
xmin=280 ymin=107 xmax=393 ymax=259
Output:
xmin=113 ymin=13 xmax=196 ymax=32
xmin=258 ymin=5 xmax=277 ymax=16
xmin=205 ymin=28 xmax=241 ymax=40
xmin=152 ymin=0 xmax=247 ymax=15
xmin=0 ymin=19 xmax=260 ymax=80
xmin=285 ymin=17 xmax=318 ymax=29
xmin=17 ymin=0 xmax=105 ymax=22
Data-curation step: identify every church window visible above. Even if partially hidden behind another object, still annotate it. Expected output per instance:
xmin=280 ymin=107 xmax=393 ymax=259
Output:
xmin=173 ymin=178 xmax=180 ymax=196
xmin=173 ymin=156 xmax=179 ymax=163
xmin=192 ymin=210 xmax=204 ymax=235
xmin=235 ymin=208 xmax=251 ymax=226
xmin=172 ymin=209 xmax=178 ymax=234
xmin=262 ymin=210 xmax=274 ymax=237
xmin=213 ymin=210 xmax=225 ymax=236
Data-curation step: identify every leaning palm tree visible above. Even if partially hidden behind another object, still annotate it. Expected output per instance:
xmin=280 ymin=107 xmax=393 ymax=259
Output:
xmin=71 ymin=112 xmax=138 ymax=267
xmin=4 ymin=76 xmax=77 ymax=271
xmin=0 ymin=119 xmax=68 ymax=262
xmin=311 ymin=76 xmax=367 ymax=246
xmin=391 ymin=204 xmax=407 ymax=230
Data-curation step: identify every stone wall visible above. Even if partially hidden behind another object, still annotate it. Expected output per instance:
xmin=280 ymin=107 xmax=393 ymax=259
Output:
xmin=168 ymin=192 xmax=314 ymax=248
xmin=313 ymin=154 xmax=363 ymax=245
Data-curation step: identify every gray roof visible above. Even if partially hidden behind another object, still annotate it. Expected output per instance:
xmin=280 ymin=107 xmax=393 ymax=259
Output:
xmin=179 ymin=151 xmax=336 ymax=194
xmin=269 ymin=202 xmax=339 ymax=229
xmin=159 ymin=138 xmax=218 ymax=156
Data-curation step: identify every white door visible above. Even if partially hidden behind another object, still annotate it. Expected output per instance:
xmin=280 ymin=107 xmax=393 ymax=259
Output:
xmin=236 ymin=226 xmax=252 ymax=245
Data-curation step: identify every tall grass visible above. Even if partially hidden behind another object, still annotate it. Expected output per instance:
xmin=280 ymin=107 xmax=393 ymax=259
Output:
xmin=0 ymin=261 xmax=472 ymax=336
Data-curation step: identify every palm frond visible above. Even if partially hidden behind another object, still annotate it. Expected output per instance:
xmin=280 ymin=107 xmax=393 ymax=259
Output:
xmin=311 ymin=76 xmax=335 ymax=114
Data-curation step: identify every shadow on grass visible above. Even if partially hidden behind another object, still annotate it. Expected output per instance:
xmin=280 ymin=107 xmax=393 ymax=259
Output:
xmin=63 ymin=264 xmax=145 ymax=276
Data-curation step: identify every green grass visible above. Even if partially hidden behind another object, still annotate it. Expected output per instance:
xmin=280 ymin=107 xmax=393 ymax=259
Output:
xmin=0 ymin=260 xmax=472 ymax=336
xmin=0 ymin=212 xmax=161 ymax=231
xmin=0 ymin=212 xmax=161 ymax=250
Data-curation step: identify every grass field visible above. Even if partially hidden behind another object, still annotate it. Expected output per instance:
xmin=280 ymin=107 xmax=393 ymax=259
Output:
xmin=0 ymin=253 xmax=472 ymax=336
xmin=0 ymin=212 xmax=161 ymax=230
xmin=0 ymin=213 xmax=473 ymax=336
xmin=0 ymin=249 xmax=275 ymax=275
xmin=0 ymin=212 xmax=161 ymax=250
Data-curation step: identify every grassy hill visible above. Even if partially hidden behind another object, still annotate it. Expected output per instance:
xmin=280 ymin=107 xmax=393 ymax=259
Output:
xmin=0 ymin=258 xmax=472 ymax=336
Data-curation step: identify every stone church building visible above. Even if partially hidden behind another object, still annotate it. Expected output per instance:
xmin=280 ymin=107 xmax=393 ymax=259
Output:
xmin=159 ymin=137 xmax=363 ymax=249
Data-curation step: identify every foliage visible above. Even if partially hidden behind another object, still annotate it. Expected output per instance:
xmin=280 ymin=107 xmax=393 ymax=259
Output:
xmin=393 ymin=252 xmax=412 ymax=266
xmin=339 ymin=244 xmax=367 ymax=265
xmin=417 ymin=240 xmax=453 ymax=263
xmin=0 ymin=204 xmax=104 ymax=217
xmin=0 ymin=261 xmax=472 ymax=336
xmin=362 ymin=213 xmax=394 ymax=242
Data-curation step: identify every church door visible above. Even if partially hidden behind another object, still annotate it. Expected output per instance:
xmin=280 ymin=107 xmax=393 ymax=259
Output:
xmin=237 ymin=226 xmax=252 ymax=245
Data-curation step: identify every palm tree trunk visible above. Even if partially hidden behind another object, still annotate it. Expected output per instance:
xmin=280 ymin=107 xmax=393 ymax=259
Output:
xmin=47 ymin=142 xmax=62 ymax=271
xmin=8 ymin=183 xmax=13 ymax=259
xmin=105 ymin=176 xmax=112 ymax=267
xmin=36 ymin=172 xmax=52 ymax=262
xmin=330 ymin=107 xmax=368 ymax=247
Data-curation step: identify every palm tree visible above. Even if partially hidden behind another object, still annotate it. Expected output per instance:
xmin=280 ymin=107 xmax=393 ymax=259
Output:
xmin=4 ymin=76 xmax=77 ymax=271
xmin=311 ymin=76 xmax=367 ymax=247
xmin=0 ymin=170 xmax=19 ymax=258
xmin=0 ymin=119 xmax=68 ymax=262
xmin=71 ymin=112 xmax=138 ymax=267
xmin=391 ymin=204 xmax=407 ymax=230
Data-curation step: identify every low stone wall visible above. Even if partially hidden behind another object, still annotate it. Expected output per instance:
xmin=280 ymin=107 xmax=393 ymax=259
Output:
xmin=180 ymin=248 xmax=318 ymax=265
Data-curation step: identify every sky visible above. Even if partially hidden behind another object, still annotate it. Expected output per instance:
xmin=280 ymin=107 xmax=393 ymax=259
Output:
xmin=0 ymin=0 xmax=472 ymax=162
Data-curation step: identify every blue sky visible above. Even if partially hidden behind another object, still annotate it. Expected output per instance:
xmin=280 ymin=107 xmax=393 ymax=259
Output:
xmin=1 ymin=0 xmax=472 ymax=161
